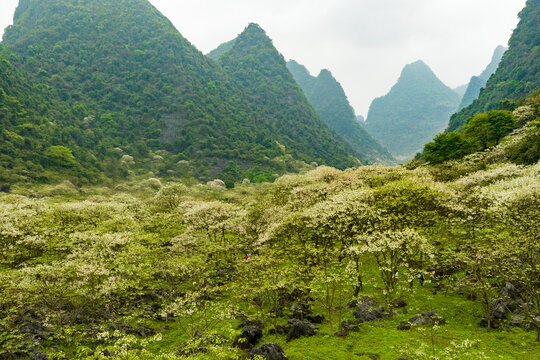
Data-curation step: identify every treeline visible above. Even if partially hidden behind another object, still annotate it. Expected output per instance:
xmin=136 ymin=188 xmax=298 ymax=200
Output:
xmin=422 ymin=92 xmax=540 ymax=165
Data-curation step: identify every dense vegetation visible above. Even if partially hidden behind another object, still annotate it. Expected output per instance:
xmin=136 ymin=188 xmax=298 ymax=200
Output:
xmin=1 ymin=0 xmax=357 ymax=185
xmin=1 ymin=152 xmax=539 ymax=359
xmin=457 ymin=46 xmax=507 ymax=111
xmin=286 ymin=60 xmax=396 ymax=165
xmin=216 ymin=24 xmax=360 ymax=170
xmin=447 ymin=0 xmax=540 ymax=131
xmin=364 ymin=61 xmax=460 ymax=162
xmin=422 ymin=90 xmax=540 ymax=165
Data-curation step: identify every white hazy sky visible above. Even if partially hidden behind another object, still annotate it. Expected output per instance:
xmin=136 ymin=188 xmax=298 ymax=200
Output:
xmin=0 ymin=0 xmax=527 ymax=116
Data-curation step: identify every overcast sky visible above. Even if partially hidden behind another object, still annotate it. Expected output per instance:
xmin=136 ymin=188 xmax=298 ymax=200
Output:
xmin=0 ymin=0 xmax=527 ymax=116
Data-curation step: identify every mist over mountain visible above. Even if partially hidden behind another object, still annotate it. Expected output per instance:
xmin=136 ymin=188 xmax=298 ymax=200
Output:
xmin=286 ymin=60 xmax=395 ymax=165
xmin=364 ymin=60 xmax=460 ymax=161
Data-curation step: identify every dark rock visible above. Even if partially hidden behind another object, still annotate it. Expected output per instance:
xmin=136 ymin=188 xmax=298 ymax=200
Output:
xmin=499 ymin=283 xmax=521 ymax=301
xmin=335 ymin=329 xmax=348 ymax=337
xmin=397 ymin=322 xmax=411 ymax=330
xmin=109 ymin=322 xmax=155 ymax=337
xmin=526 ymin=316 xmax=540 ymax=331
xmin=240 ymin=318 xmax=265 ymax=330
xmin=17 ymin=319 xmax=52 ymax=345
xmin=269 ymin=306 xmax=284 ymax=318
xmin=353 ymin=298 xmax=385 ymax=323
xmin=409 ymin=311 xmax=446 ymax=326
xmin=341 ymin=320 xmax=358 ymax=331
xmin=289 ymin=304 xmax=311 ymax=320
xmin=510 ymin=315 xmax=526 ymax=327
xmin=346 ymin=300 xmax=359 ymax=309
xmin=0 ymin=351 xmax=27 ymax=359
xmin=355 ymin=353 xmax=379 ymax=360
xmin=0 ymin=185 xmax=10 ymax=193
xmin=480 ymin=316 xmax=501 ymax=329
xmin=150 ymin=303 xmax=162 ymax=313
xmin=305 ymin=314 xmax=324 ymax=324
xmin=233 ymin=325 xmax=263 ymax=349
xmin=268 ymin=325 xmax=285 ymax=335
xmin=392 ymin=298 xmax=407 ymax=308
xmin=249 ymin=343 xmax=288 ymax=360
xmin=30 ymin=353 xmax=48 ymax=360
xmin=285 ymin=319 xmax=317 ymax=342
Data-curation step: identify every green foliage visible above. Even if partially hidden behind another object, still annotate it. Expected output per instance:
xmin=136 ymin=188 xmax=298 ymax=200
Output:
xmin=423 ymin=110 xmax=516 ymax=164
xmin=217 ymin=24 xmax=359 ymax=170
xmin=0 ymin=160 xmax=540 ymax=357
xmin=1 ymin=1 xmax=357 ymax=184
xmin=44 ymin=146 xmax=76 ymax=167
xmin=423 ymin=133 xmax=473 ymax=164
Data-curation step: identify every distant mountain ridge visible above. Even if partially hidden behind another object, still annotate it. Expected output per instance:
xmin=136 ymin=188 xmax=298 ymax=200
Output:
xmin=286 ymin=60 xmax=396 ymax=165
xmin=447 ymin=0 xmax=540 ymax=131
xmin=457 ymin=45 xmax=507 ymax=111
xmin=364 ymin=60 xmax=460 ymax=161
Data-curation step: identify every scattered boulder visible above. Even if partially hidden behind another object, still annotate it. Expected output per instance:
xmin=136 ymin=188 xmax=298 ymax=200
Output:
xmin=409 ymin=311 xmax=446 ymax=326
xmin=480 ymin=283 xmax=526 ymax=328
xmin=0 ymin=351 xmax=27 ymax=359
xmin=30 ymin=353 xmax=48 ymax=360
xmin=341 ymin=320 xmax=359 ymax=332
xmin=239 ymin=318 xmax=264 ymax=330
xmin=526 ymin=316 xmax=540 ymax=331
xmin=346 ymin=300 xmax=359 ymax=309
xmin=353 ymin=297 xmax=385 ymax=323
xmin=392 ymin=298 xmax=407 ymax=308
xmin=499 ymin=282 xmax=521 ymax=301
xmin=108 ymin=322 xmax=155 ymax=337
xmin=510 ymin=315 xmax=526 ymax=327
xmin=249 ymin=343 xmax=288 ymax=360
xmin=233 ymin=325 xmax=263 ymax=349
xmin=267 ymin=325 xmax=286 ymax=335
xmin=289 ymin=304 xmax=311 ymax=320
xmin=355 ymin=353 xmax=379 ymax=360
xmin=285 ymin=319 xmax=318 ymax=342
xmin=335 ymin=329 xmax=348 ymax=337
xmin=269 ymin=306 xmax=284 ymax=318
xmin=397 ymin=322 xmax=411 ymax=331
xmin=0 ymin=185 xmax=10 ymax=193
xmin=17 ymin=318 xmax=52 ymax=345
xmin=305 ymin=314 xmax=325 ymax=324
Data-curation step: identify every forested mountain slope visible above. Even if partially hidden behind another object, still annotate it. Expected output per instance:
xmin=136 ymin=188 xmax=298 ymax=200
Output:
xmin=364 ymin=60 xmax=460 ymax=161
xmin=1 ymin=0 xmax=357 ymax=185
xmin=216 ymin=24 xmax=360 ymax=168
xmin=287 ymin=60 xmax=396 ymax=165
xmin=448 ymin=0 xmax=540 ymax=131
